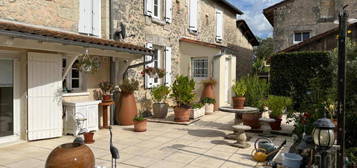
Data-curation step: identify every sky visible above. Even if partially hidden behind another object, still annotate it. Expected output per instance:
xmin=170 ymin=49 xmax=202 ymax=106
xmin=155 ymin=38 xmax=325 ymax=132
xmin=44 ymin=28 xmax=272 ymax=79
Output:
xmin=227 ymin=0 xmax=283 ymax=39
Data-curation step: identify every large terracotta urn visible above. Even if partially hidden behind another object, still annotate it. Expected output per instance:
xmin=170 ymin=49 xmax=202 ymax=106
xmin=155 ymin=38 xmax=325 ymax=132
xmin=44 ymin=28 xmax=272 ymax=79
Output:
xmin=45 ymin=143 xmax=95 ymax=168
xmin=201 ymin=84 xmax=217 ymax=110
xmin=116 ymin=93 xmax=137 ymax=125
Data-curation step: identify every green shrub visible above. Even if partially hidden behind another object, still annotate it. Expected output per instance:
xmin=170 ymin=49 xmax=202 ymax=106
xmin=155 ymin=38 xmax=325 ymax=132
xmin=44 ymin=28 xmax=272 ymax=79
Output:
xmin=151 ymin=85 xmax=170 ymax=103
xmin=192 ymin=103 xmax=204 ymax=109
xmin=170 ymin=75 xmax=196 ymax=107
xmin=133 ymin=115 xmax=145 ymax=121
xmin=261 ymin=95 xmax=292 ymax=118
xmin=201 ymin=97 xmax=216 ymax=104
xmin=232 ymin=80 xmax=247 ymax=97
xmin=270 ymin=51 xmax=332 ymax=110
xmin=240 ymin=75 xmax=269 ymax=108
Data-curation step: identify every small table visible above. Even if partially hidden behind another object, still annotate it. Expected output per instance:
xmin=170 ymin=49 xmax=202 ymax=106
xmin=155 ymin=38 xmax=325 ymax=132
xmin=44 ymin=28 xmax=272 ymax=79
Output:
xmin=219 ymin=106 xmax=259 ymax=148
xmin=99 ymin=101 xmax=114 ymax=129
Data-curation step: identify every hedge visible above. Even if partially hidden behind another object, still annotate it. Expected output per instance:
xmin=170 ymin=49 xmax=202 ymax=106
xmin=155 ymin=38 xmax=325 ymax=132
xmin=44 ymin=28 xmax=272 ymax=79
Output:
xmin=270 ymin=51 xmax=333 ymax=110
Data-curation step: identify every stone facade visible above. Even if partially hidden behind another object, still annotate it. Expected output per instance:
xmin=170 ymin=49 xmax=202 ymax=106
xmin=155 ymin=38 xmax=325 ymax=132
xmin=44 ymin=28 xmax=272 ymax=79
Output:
xmin=112 ymin=0 xmax=254 ymax=109
xmin=268 ymin=0 xmax=357 ymax=52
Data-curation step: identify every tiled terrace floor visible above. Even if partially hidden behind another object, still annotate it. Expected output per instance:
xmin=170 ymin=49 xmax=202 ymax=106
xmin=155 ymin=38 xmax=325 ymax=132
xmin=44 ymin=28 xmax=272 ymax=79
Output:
xmin=0 ymin=112 xmax=294 ymax=168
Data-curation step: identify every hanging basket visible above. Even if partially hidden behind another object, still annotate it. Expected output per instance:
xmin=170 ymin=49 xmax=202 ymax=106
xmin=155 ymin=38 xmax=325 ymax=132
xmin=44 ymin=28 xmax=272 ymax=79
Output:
xmin=143 ymin=67 xmax=165 ymax=78
xmin=77 ymin=50 xmax=100 ymax=73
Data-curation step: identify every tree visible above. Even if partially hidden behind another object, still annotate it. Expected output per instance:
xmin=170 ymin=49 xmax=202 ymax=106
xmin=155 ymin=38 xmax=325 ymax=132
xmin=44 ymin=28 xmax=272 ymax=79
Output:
xmin=252 ymin=37 xmax=274 ymax=74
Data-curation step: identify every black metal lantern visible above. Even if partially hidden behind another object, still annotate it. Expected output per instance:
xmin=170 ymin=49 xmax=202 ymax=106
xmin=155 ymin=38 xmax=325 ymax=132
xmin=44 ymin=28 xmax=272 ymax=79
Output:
xmin=312 ymin=116 xmax=335 ymax=150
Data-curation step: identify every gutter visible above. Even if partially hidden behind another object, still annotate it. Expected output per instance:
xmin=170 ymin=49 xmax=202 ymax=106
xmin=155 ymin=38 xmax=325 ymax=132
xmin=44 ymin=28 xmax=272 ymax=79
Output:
xmin=0 ymin=29 xmax=152 ymax=56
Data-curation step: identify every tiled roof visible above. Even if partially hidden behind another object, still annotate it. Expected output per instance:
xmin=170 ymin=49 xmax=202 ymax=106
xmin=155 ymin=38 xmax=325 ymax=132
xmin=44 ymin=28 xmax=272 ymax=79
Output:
xmin=0 ymin=20 xmax=153 ymax=55
xmin=236 ymin=20 xmax=259 ymax=46
xmin=179 ymin=38 xmax=225 ymax=49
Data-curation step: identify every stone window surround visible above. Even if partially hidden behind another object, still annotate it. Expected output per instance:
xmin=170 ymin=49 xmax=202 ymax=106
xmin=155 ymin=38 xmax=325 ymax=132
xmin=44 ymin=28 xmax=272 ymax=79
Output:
xmin=293 ymin=31 xmax=311 ymax=44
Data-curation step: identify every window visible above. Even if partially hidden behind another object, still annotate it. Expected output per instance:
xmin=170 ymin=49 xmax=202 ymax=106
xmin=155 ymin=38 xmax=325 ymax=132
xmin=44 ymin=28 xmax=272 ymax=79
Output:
xmin=145 ymin=0 xmax=172 ymax=23
xmin=63 ymin=59 xmax=82 ymax=91
xmin=293 ymin=32 xmax=310 ymax=44
xmin=79 ymin=0 xmax=101 ymax=37
xmin=191 ymin=58 xmax=208 ymax=78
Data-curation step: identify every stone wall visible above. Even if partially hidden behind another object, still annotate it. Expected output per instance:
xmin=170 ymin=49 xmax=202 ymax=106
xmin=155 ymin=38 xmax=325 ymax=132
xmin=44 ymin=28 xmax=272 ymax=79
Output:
xmin=272 ymin=0 xmax=357 ymax=52
xmin=0 ymin=0 xmax=79 ymax=32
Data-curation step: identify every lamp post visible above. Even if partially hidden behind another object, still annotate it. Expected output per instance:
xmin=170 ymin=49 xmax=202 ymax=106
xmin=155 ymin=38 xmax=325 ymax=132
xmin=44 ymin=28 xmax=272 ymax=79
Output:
xmin=312 ymin=115 xmax=335 ymax=168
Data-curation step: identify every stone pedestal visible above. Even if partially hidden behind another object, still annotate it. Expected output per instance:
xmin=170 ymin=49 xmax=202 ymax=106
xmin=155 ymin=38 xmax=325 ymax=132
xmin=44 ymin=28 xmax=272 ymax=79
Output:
xmin=259 ymin=118 xmax=275 ymax=137
xmin=230 ymin=125 xmax=251 ymax=148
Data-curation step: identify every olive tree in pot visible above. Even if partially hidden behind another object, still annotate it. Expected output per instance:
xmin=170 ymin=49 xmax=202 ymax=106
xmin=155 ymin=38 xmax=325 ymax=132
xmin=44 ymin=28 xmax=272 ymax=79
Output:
xmin=170 ymin=75 xmax=195 ymax=122
xmin=116 ymin=79 xmax=139 ymax=126
xmin=151 ymin=85 xmax=170 ymax=118
xmin=232 ymin=80 xmax=247 ymax=109
xmin=261 ymin=95 xmax=292 ymax=130
xmin=201 ymin=97 xmax=216 ymax=115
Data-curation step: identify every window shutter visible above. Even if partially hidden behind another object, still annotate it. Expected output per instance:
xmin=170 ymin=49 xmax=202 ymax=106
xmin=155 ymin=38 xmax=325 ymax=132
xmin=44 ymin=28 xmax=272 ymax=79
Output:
xmin=216 ymin=9 xmax=223 ymax=42
xmin=79 ymin=0 xmax=92 ymax=34
xmin=165 ymin=0 xmax=173 ymax=23
xmin=79 ymin=0 xmax=85 ymax=33
xmin=164 ymin=47 xmax=172 ymax=86
xmin=145 ymin=43 xmax=154 ymax=89
xmin=92 ymin=0 xmax=101 ymax=37
xmin=189 ymin=0 xmax=198 ymax=32
xmin=145 ymin=0 xmax=153 ymax=16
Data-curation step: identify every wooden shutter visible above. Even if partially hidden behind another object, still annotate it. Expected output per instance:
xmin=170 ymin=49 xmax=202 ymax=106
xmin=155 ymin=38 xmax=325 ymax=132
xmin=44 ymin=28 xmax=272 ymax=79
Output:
xmin=164 ymin=47 xmax=172 ymax=86
xmin=189 ymin=0 xmax=198 ymax=32
xmin=92 ymin=0 xmax=101 ymax=37
xmin=165 ymin=0 xmax=173 ymax=23
xmin=79 ymin=0 xmax=89 ymax=33
xmin=145 ymin=0 xmax=153 ymax=16
xmin=144 ymin=43 xmax=154 ymax=88
xmin=216 ymin=9 xmax=223 ymax=42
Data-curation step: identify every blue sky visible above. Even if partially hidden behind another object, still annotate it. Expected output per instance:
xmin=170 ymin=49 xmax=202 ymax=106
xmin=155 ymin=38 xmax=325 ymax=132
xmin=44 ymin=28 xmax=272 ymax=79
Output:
xmin=227 ymin=0 xmax=283 ymax=39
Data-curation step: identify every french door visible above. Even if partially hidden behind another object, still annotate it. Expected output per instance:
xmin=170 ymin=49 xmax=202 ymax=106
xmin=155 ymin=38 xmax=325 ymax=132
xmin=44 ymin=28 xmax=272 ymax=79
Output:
xmin=0 ymin=60 xmax=14 ymax=137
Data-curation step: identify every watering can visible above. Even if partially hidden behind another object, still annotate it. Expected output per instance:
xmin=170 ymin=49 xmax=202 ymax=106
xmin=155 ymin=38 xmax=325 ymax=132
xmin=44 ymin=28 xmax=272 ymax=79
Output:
xmin=255 ymin=138 xmax=276 ymax=153
xmin=251 ymin=139 xmax=287 ymax=162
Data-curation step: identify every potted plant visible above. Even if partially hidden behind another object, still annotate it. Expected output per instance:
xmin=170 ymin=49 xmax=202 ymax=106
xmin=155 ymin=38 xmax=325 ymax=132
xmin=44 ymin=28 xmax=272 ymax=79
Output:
xmin=116 ymin=79 xmax=139 ymax=126
xmin=232 ymin=80 xmax=247 ymax=109
xmin=201 ymin=97 xmax=216 ymax=115
xmin=98 ymin=81 xmax=114 ymax=101
xmin=151 ymin=85 xmax=170 ymax=118
xmin=191 ymin=103 xmax=205 ymax=119
xmin=261 ymin=95 xmax=292 ymax=130
xmin=143 ymin=67 xmax=166 ymax=78
xmin=170 ymin=75 xmax=195 ymax=122
xmin=201 ymin=77 xmax=216 ymax=102
xmin=133 ymin=114 xmax=147 ymax=132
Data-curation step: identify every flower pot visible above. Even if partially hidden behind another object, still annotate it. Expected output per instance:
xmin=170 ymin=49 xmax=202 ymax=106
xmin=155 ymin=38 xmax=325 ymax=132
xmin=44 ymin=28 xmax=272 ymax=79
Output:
xmin=191 ymin=107 xmax=205 ymax=119
xmin=232 ymin=97 xmax=245 ymax=109
xmin=174 ymin=107 xmax=191 ymax=122
xmin=116 ymin=93 xmax=137 ymax=125
xmin=45 ymin=143 xmax=95 ymax=168
xmin=83 ymin=132 xmax=95 ymax=144
xmin=134 ymin=119 xmax=147 ymax=132
xmin=102 ymin=95 xmax=111 ymax=101
xmin=201 ymin=84 xmax=217 ymax=110
xmin=242 ymin=112 xmax=262 ymax=129
xmin=269 ymin=115 xmax=282 ymax=130
xmin=205 ymin=104 xmax=214 ymax=115
xmin=152 ymin=103 xmax=168 ymax=118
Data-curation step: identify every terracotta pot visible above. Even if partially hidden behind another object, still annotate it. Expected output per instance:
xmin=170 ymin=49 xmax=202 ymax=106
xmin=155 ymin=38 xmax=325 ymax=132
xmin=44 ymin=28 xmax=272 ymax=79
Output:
xmin=45 ymin=143 xmax=95 ymax=168
xmin=102 ymin=95 xmax=111 ymax=101
xmin=134 ymin=119 xmax=147 ymax=132
xmin=116 ymin=93 xmax=137 ymax=125
xmin=201 ymin=84 xmax=218 ymax=110
xmin=242 ymin=112 xmax=262 ymax=129
xmin=232 ymin=97 xmax=245 ymax=109
xmin=269 ymin=115 xmax=282 ymax=130
xmin=152 ymin=103 xmax=168 ymax=118
xmin=83 ymin=132 xmax=95 ymax=144
xmin=174 ymin=107 xmax=191 ymax=122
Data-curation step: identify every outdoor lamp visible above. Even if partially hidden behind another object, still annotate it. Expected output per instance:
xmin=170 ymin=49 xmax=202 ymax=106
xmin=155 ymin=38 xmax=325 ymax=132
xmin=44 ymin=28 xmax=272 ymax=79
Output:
xmin=312 ymin=116 xmax=335 ymax=150
xmin=312 ymin=115 xmax=335 ymax=168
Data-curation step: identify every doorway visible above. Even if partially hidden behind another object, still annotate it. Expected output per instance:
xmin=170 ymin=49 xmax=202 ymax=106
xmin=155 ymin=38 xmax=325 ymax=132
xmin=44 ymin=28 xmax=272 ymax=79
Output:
xmin=0 ymin=60 xmax=14 ymax=137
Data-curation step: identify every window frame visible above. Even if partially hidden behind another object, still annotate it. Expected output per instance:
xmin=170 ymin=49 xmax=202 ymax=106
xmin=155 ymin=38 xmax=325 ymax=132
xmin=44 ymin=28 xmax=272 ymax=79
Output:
xmin=293 ymin=32 xmax=310 ymax=44
xmin=62 ymin=58 xmax=83 ymax=92
xmin=153 ymin=0 xmax=161 ymax=20
xmin=191 ymin=58 xmax=209 ymax=78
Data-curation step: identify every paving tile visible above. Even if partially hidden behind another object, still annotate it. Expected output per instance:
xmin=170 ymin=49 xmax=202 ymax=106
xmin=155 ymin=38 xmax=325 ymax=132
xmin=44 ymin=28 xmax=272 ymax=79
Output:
xmin=122 ymin=155 xmax=157 ymax=167
xmin=189 ymin=156 xmax=225 ymax=168
xmin=164 ymin=151 xmax=200 ymax=164
xmin=147 ymin=160 xmax=186 ymax=168
xmin=5 ymin=158 xmax=44 ymax=168
xmin=98 ymin=152 xmax=136 ymax=162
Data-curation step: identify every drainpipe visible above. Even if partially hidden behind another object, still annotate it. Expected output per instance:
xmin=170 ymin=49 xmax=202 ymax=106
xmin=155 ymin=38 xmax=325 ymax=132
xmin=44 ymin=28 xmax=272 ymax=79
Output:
xmin=123 ymin=54 xmax=155 ymax=80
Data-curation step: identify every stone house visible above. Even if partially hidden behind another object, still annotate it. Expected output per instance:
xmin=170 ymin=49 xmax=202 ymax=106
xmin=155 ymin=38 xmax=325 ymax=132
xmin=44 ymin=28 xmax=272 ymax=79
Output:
xmin=0 ymin=0 xmax=152 ymax=143
xmin=111 ymin=0 xmax=258 ymax=108
xmin=263 ymin=0 xmax=357 ymax=52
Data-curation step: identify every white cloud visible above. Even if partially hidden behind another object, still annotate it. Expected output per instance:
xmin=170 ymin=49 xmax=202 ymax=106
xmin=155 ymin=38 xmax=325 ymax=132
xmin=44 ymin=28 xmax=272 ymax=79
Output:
xmin=228 ymin=0 xmax=283 ymax=38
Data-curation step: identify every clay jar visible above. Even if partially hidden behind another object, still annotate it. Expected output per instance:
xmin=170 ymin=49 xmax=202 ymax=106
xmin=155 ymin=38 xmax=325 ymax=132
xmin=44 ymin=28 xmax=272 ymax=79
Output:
xmin=232 ymin=97 xmax=246 ymax=109
xmin=201 ymin=84 xmax=217 ymax=110
xmin=134 ymin=119 xmax=147 ymax=132
xmin=174 ymin=107 xmax=191 ymax=122
xmin=116 ymin=93 xmax=137 ymax=125
xmin=45 ymin=143 xmax=95 ymax=168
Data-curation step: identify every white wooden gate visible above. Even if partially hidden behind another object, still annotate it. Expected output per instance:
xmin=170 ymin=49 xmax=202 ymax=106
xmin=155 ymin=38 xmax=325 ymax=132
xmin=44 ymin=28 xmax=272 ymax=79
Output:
xmin=27 ymin=52 xmax=63 ymax=140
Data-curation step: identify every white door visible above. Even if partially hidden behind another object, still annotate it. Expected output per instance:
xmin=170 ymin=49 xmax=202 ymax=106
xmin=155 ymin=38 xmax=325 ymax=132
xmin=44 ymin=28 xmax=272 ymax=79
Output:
xmin=27 ymin=52 xmax=63 ymax=140
xmin=224 ymin=58 xmax=231 ymax=105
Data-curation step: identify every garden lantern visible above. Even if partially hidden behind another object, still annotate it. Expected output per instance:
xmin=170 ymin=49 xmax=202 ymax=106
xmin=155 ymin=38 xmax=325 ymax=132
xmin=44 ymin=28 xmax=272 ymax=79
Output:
xmin=312 ymin=115 xmax=335 ymax=168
